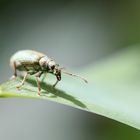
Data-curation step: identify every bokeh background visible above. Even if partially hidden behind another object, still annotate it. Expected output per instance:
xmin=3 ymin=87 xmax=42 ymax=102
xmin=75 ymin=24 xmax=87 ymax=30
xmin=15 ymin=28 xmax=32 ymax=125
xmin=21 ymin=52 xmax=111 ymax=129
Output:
xmin=0 ymin=0 xmax=140 ymax=140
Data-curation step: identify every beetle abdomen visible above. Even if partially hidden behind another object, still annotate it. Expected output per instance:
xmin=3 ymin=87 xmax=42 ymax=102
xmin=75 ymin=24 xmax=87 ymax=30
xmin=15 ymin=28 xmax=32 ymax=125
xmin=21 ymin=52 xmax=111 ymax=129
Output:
xmin=10 ymin=50 xmax=46 ymax=72
xmin=10 ymin=50 xmax=45 ymax=63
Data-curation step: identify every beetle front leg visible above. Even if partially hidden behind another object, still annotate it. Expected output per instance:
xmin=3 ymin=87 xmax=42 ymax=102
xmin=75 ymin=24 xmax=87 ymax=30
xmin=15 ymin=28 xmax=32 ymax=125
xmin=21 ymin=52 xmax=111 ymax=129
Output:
xmin=53 ymin=79 xmax=59 ymax=87
xmin=17 ymin=72 xmax=28 ymax=89
xmin=53 ymin=75 xmax=61 ymax=87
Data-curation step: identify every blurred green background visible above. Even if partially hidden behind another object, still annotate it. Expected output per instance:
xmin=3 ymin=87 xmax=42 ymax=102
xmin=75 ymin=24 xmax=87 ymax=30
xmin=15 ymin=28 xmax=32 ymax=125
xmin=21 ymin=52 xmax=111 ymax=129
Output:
xmin=0 ymin=0 xmax=140 ymax=140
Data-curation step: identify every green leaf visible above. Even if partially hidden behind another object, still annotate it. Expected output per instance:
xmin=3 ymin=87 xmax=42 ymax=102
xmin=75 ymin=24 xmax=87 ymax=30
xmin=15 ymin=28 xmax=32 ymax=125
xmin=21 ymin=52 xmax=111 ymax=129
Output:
xmin=0 ymin=45 xmax=140 ymax=130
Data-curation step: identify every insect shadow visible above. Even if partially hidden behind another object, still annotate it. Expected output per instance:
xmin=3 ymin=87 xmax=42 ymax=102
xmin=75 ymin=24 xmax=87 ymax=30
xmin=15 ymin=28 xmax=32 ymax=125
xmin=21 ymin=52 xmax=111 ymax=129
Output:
xmin=23 ymin=77 xmax=87 ymax=109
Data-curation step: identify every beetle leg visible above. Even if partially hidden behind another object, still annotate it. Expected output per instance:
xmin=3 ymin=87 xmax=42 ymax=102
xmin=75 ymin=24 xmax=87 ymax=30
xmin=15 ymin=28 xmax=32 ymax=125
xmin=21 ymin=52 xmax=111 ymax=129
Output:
xmin=53 ymin=79 xmax=59 ymax=87
xmin=17 ymin=72 xmax=28 ymax=89
xmin=35 ymin=71 xmax=43 ymax=78
xmin=34 ymin=71 xmax=43 ymax=96
xmin=10 ymin=61 xmax=17 ymax=79
xmin=53 ymin=73 xmax=61 ymax=87
xmin=41 ymin=72 xmax=47 ymax=82
xmin=36 ymin=77 xmax=41 ymax=96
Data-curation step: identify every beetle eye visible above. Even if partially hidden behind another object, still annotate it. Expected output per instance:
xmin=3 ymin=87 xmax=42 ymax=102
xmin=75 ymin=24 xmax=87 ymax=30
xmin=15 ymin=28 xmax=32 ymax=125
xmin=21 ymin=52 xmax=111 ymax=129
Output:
xmin=51 ymin=65 xmax=55 ymax=70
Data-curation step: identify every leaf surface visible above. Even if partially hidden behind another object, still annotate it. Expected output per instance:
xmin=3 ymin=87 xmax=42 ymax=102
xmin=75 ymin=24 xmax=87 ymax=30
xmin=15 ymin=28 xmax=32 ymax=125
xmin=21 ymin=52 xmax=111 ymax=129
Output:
xmin=0 ymin=46 xmax=140 ymax=130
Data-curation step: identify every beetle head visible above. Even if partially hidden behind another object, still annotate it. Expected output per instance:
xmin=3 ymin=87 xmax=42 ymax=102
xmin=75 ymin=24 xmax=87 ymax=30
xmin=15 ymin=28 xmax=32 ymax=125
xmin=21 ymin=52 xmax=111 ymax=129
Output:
xmin=53 ymin=65 xmax=61 ymax=81
xmin=39 ymin=56 xmax=61 ymax=81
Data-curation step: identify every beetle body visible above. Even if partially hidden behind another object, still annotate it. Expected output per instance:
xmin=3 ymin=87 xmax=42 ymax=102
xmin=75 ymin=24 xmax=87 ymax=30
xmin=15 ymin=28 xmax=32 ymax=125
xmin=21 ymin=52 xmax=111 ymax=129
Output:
xmin=10 ymin=50 xmax=87 ymax=95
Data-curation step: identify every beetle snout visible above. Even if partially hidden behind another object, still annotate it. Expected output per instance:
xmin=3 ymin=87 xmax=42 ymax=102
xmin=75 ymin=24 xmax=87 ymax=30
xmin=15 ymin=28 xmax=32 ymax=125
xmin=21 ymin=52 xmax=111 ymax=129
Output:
xmin=55 ymin=70 xmax=61 ymax=81
xmin=57 ymin=75 xmax=61 ymax=81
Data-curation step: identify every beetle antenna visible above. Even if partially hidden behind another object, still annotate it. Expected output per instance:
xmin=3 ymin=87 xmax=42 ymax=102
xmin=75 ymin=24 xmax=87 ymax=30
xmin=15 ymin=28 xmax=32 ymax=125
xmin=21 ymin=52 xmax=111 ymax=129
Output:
xmin=62 ymin=70 xmax=88 ymax=83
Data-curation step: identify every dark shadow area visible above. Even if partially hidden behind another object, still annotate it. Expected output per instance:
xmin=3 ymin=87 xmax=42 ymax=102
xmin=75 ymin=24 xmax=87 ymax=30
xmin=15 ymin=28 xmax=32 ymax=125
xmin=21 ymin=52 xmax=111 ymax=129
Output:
xmin=20 ymin=77 xmax=87 ymax=109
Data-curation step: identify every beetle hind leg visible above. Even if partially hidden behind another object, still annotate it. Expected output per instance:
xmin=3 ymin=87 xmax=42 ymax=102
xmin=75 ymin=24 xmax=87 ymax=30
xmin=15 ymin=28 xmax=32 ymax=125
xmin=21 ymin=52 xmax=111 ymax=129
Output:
xmin=16 ymin=72 xmax=28 ymax=89
xmin=10 ymin=61 xmax=17 ymax=80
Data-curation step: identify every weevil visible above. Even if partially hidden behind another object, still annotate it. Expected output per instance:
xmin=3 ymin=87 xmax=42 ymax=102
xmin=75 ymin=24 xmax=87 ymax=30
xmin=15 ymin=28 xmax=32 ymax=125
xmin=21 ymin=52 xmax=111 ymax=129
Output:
xmin=10 ymin=50 xmax=88 ymax=95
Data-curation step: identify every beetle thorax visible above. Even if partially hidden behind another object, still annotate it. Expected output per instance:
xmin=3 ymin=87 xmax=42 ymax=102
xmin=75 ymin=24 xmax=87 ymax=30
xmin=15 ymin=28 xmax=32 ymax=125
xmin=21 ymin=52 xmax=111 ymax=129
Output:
xmin=39 ymin=56 xmax=48 ymax=69
xmin=39 ymin=56 xmax=56 ymax=71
